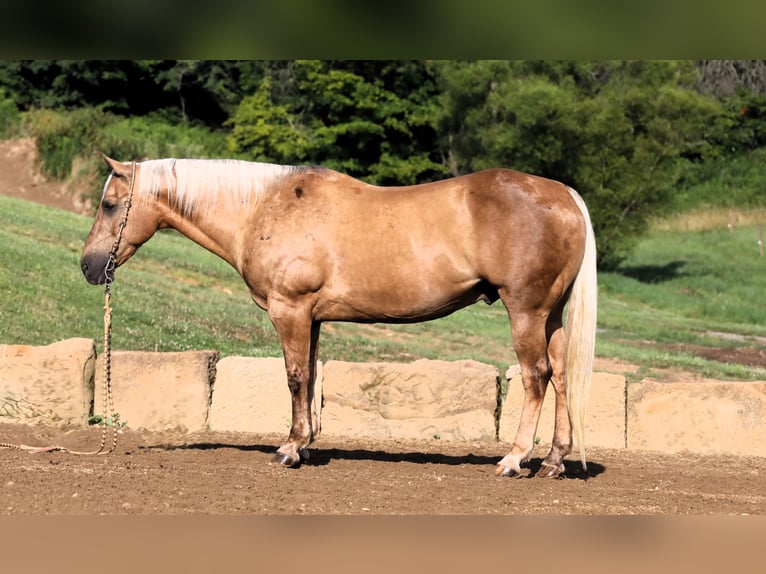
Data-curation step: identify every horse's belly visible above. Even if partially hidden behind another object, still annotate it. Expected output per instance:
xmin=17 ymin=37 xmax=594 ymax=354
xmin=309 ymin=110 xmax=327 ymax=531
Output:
xmin=314 ymin=277 xmax=492 ymax=323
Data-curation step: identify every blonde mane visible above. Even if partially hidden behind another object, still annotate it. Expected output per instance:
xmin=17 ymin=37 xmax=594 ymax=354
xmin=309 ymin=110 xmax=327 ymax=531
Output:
xmin=136 ymin=158 xmax=301 ymax=216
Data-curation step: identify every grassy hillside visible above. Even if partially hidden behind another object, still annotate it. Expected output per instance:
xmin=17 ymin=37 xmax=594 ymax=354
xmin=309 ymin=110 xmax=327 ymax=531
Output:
xmin=599 ymin=221 xmax=766 ymax=379
xmin=1 ymin=194 xmax=765 ymax=381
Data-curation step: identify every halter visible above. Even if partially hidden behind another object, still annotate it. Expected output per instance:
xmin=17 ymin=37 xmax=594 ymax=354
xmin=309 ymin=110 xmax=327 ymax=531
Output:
xmin=104 ymin=161 xmax=137 ymax=292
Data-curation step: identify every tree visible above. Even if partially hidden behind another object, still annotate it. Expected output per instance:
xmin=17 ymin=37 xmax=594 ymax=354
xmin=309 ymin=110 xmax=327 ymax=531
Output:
xmin=227 ymin=75 xmax=310 ymax=162
xmin=0 ymin=60 xmax=136 ymax=111
xmin=433 ymin=60 xmax=721 ymax=268
xmin=0 ymin=60 xmax=249 ymax=127
xmin=227 ymin=60 xmax=448 ymax=185
xmin=151 ymin=60 xmax=246 ymax=126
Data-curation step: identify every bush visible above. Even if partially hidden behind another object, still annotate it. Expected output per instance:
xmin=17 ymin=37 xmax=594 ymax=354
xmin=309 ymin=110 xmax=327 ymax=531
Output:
xmin=22 ymin=107 xmax=116 ymax=179
xmin=0 ymin=88 xmax=20 ymax=138
xmin=102 ymin=115 xmax=230 ymax=162
xmin=672 ymin=147 xmax=766 ymax=212
xmin=18 ymin=107 xmax=231 ymax=210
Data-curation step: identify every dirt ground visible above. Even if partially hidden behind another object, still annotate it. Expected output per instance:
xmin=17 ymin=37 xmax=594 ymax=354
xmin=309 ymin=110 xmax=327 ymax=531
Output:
xmin=0 ymin=138 xmax=94 ymax=214
xmin=0 ymin=422 xmax=764 ymax=515
xmin=2 ymin=139 xmax=765 ymax=516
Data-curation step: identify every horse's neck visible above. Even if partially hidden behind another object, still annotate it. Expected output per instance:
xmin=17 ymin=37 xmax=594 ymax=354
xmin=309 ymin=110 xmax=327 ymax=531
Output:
xmin=159 ymin=187 xmax=248 ymax=270
xmin=144 ymin=158 xmax=291 ymax=270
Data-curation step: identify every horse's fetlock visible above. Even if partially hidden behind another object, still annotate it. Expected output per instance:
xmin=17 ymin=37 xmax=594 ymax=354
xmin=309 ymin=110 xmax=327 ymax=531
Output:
xmin=551 ymin=437 xmax=572 ymax=454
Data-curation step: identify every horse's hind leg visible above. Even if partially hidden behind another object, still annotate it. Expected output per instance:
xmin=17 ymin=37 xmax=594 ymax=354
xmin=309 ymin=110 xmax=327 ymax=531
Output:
xmin=496 ymin=310 xmax=551 ymax=477
xmin=536 ymin=311 xmax=572 ymax=478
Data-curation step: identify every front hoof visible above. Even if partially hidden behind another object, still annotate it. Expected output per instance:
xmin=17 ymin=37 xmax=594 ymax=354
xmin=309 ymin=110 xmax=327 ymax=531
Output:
xmin=495 ymin=464 xmax=522 ymax=478
xmin=535 ymin=462 xmax=564 ymax=478
xmin=271 ymin=452 xmax=300 ymax=467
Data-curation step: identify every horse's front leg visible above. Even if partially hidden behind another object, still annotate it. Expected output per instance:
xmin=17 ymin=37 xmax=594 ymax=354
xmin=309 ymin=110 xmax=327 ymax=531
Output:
xmin=268 ymin=299 xmax=321 ymax=467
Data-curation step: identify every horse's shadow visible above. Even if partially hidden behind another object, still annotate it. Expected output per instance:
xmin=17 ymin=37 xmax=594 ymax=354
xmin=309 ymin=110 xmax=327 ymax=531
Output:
xmin=619 ymin=260 xmax=688 ymax=284
xmin=144 ymin=441 xmax=605 ymax=480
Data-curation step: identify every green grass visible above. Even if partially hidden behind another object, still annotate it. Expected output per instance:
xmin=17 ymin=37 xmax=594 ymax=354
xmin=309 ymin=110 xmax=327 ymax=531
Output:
xmin=1 ymin=194 xmax=765 ymax=382
xmin=598 ymin=222 xmax=766 ymax=380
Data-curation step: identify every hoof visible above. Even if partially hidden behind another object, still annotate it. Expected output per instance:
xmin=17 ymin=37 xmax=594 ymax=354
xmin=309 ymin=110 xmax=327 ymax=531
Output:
xmin=271 ymin=452 xmax=300 ymax=467
xmin=495 ymin=464 xmax=522 ymax=478
xmin=535 ymin=462 xmax=564 ymax=478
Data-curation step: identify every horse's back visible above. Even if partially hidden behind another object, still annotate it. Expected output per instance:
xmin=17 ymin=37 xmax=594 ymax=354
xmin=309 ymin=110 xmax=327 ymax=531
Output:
xmin=289 ymin=166 xmax=587 ymax=285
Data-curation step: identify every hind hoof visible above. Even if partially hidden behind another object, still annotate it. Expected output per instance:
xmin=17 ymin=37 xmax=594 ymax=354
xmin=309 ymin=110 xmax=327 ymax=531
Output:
xmin=535 ymin=462 xmax=564 ymax=478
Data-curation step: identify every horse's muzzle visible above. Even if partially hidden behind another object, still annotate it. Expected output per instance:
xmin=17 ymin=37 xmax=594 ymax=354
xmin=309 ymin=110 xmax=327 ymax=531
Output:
xmin=80 ymin=253 xmax=112 ymax=285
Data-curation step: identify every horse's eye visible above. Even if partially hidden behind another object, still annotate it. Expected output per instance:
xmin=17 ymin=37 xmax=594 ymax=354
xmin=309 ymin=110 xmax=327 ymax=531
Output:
xmin=102 ymin=201 xmax=117 ymax=212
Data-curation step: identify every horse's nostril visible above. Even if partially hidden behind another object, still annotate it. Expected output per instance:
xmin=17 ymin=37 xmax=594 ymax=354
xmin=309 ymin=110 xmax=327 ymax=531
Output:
xmin=81 ymin=260 xmax=89 ymax=274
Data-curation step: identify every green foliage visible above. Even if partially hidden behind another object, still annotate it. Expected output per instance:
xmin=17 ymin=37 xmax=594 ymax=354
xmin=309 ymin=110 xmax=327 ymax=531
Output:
xmin=433 ymin=60 xmax=722 ymax=269
xmin=0 ymin=87 xmax=20 ymax=138
xmin=0 ymin=60 xmax=247 ymax=127
xmin=87 ymin=413 xmax=127 ymax=428
xmin=19 ymin=107 xmax=229 ymax=207
xmin=228 ymin=60 xmax=449 ymax=185
xmin=672 ymin=147 xmax=766 ymax=212
xmin=702 ymin=90 xmax=766 ymax=154
xmin=101 ymin=115 xmax=230 ymax=161
xmin=227 ymin=76 xmax=309 ymax=162
xmin=0 ymin=61 xmax=131 ymax=111
xmin=22 ymin=106 xmax=115 ymax=179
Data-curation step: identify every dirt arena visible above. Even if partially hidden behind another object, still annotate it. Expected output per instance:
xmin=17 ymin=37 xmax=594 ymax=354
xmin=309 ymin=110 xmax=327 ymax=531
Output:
xmin=1 ymin=422 xmax=764 ymax=515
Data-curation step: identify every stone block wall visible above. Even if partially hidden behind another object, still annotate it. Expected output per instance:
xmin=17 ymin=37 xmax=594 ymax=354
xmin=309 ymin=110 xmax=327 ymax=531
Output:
xmin=627 ymin=379 xmax=766 ymax=456
xmin=0 ymin=338 xmax=95 ymax=426
xmin=93 ymin=349 xmax=218 ymax=432
xmin=3 ymin=339 xmax=766 ymax=458
xmin=320 ymin=359 xmax=499 ymax=441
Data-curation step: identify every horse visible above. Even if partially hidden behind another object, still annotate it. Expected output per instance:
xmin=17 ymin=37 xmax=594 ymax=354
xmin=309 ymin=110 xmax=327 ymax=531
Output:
xmin=81 ymin=155 xmax=597 ymax=478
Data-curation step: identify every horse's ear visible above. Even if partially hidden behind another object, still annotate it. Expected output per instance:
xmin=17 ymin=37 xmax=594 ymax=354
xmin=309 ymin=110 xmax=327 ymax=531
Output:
xmin=101 ymin=153 xmax=130 ymax=177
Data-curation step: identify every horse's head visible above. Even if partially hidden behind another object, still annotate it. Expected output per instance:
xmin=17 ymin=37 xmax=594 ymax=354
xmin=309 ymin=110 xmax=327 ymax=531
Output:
xmin=80 ymin=155 xmax=160 ymax=285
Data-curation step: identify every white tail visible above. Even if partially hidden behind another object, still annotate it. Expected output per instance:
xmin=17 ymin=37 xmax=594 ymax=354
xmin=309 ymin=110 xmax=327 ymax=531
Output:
xmin=564 ymin=187 xmax=598 ymax=470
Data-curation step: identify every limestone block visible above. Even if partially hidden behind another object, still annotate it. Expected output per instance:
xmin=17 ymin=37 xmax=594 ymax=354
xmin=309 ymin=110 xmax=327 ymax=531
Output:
xmin=0 ymin=338 xmax=96 ymax=426
xmin=94 ymin=350 xmax=218 ymax=432
xmin=208 ymin=357 xmax=323 ymax=434
xmin=499 ymin=369 xmax=626 ymax=450
xmin=321 ymin=359 xmax=499 ymax=441
xmin=627 ymin=380 xmax=766 ymax=456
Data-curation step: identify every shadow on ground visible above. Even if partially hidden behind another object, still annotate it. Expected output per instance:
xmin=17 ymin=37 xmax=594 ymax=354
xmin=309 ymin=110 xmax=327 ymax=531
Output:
xmin=619 ymin=260 xmax=688 ymax=283
xmin=145 ymin=441 xmax=606 ymax=480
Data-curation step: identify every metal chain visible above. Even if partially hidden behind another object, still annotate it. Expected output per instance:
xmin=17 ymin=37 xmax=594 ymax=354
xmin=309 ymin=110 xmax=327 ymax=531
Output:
xmin=1 ymin=161 xmax=136 ymax=455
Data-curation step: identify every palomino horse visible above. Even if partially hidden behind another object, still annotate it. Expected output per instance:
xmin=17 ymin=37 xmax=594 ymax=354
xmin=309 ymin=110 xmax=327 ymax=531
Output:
xmin=81 ymin=156 xmax=597 ymax=478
